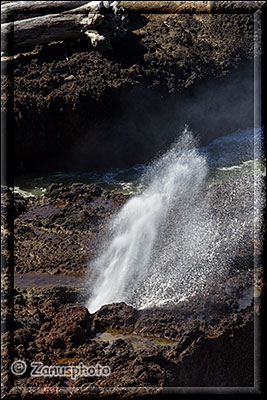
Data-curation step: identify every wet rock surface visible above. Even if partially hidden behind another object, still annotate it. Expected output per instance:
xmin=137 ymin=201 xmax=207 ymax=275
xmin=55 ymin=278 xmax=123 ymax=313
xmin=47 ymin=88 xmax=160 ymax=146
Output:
xmin=13 ymin=183 xmax=128 ymax=275
xmin=1 ymin=181 xmax=265 ymax=394
xmin=1 ymin=3 xmax=265 ymax=393
xmin=8 ymin=285 xmax=258 ymax=389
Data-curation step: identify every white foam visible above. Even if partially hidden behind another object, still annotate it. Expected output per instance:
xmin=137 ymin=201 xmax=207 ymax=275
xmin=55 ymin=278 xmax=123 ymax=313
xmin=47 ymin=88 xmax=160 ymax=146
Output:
xmin=87 ymin=128 xmax=208 ymax=312
xmin=86 ymin=126 xmax=264 ymax=312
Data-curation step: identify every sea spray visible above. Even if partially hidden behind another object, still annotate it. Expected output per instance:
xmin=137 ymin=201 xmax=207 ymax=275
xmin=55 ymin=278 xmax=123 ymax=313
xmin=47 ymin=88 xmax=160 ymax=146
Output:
xmin=87 ymin=126 xmax=261 ymax=312
xmin=87 ymin=128 xmax=208 ymax=312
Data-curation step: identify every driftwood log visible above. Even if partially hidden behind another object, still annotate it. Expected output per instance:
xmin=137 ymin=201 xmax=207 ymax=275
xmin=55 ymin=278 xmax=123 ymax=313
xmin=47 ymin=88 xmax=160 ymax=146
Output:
xmin=2 ymin=0 xmax=264 ymax=55
xmin=1 ymin=1 xmax=127 ymax=53
xmin=1 ymin=1 xmax=90 ymax=22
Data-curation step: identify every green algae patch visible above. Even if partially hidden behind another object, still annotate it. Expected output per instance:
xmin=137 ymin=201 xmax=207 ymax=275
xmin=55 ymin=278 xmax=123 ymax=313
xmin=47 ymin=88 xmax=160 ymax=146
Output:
xmin=146 ymin=336 xmax=174 ymax=345
xmin=105 ymin=328 xmax=126 ymax=335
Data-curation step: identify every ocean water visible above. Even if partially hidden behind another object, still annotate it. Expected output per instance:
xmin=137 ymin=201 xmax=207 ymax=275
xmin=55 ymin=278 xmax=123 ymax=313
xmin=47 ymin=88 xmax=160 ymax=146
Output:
xmin=14 ymin=126 xmax=265 ymax=198
xmin=13 ymin=126 xmax=265 ymax=311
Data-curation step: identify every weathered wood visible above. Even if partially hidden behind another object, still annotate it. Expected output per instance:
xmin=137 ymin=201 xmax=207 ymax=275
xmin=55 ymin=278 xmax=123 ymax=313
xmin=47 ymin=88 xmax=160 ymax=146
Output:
xmin=1 ymin=12 xmax=104 ymax=51
xmin=1 ymin=1 xmax=126 ymax=54
xmin=1 ymin=1 xmax=90 ymax=22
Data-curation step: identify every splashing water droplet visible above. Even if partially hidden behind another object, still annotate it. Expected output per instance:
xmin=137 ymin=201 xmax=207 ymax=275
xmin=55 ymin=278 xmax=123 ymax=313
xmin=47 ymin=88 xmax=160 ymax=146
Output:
xmin=86 ymin=126 xmax=263 ymax=313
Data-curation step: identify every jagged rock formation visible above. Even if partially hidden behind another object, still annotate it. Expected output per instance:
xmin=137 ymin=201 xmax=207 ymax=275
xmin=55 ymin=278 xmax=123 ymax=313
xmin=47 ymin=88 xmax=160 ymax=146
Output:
xmin=2 ymin=1 xmax=264 ymax=173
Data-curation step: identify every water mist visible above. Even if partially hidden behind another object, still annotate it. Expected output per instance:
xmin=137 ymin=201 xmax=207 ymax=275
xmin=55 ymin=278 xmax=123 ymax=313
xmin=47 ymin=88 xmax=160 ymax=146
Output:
xmin=87 ymin=126 xmax=259 ymax=313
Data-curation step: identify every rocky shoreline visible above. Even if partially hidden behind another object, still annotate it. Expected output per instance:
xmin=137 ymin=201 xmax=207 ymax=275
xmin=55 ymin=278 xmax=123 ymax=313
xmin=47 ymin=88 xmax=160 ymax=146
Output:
xmin=2 ymin=3 xmax=261 ymax=175
xmin=1 ymin=181 xmax=265 ymax=395
xmin=13 ymin=183 xmax=128 ymax=276
xmin=9 ymin=287 xmax=258 ymax=389
xmin=1 ymin=1 xmax=266 ymax=397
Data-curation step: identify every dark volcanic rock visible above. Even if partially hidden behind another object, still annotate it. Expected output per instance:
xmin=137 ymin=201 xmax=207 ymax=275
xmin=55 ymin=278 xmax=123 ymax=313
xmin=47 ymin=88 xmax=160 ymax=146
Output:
xmin=14 ymin=183 xmax=128 ymax=275
xmin=7 ymin=243 xmax=260 ymax=392
xmin=5 ymin=176 xmax=261 ymax=390
xmin=1 ymin=3 xmax=264 ymax=388
xmin=41 ymin=305 xmax=93 ymax=349
xmin=1 ymin=8 xmax=259 ymax=173
xmin=14 ymin=192 xmax=30 ymax=219
xmin=93 ymin=302 xmax=140 ymax=332
xmin=14 ymin=286 xmax=88 ymax=308
xmin=10 ymin=286 xmax=257 ymax=389
xmin=1 ymin=188 xmax=31 ymax=224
